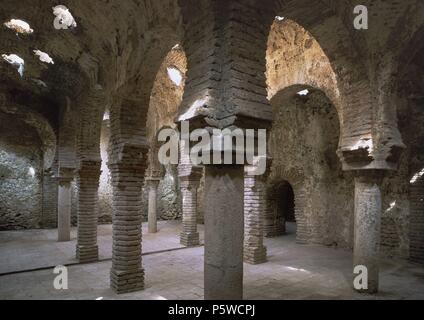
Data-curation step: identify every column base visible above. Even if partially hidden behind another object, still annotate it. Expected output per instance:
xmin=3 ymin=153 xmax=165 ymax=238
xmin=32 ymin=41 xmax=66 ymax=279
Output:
xmin=180 ymin=232 xmax=200 ymax=247
xmin=354 ymin=285 xmax=379 ymax=294
xmin=244 ymin=246 xmax=267 ymax=265
xmin=148 ymin=225 xmax=158 ymax=234
xmin=110 ymin=268 xmax=144 ymax=294
xmin=76 ymin=244 xmax=99 ymax=263
xmin=58 ymin=234 xmax=71 ymax=242
xmin=264 ymin=229 xmax=285 ymax=238
xmin=353 ymin=258 xmax=379 ymax=294
xmin=353 ymin=277 xmax=379 ymax=294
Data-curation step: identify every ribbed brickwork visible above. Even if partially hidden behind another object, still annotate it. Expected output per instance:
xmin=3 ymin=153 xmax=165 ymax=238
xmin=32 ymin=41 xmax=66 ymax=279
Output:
xmin=41 ymin=171 xmax=58 ymax=228
xmin=76 ymin=91 xmax=104 ymax=163
xmin=76 ymin=161 xmax=101 ymax=262
xmin=179 ymin=177 xmax=201 ymax=246
xmin=109 ymin=150 xmax=147 ymax=293
xmin=178 ymin=140 xmax=202 ymax=247
xmin=58 ymin=98 xmax=77 ymax=170
xmin=74 ymin=86 xmax=105 ymax=262
xmin=178 ymin=0 xmax=273 ymax=127
xmin=178 ymin=1 xmax=273 ymax=298
xmin=107 ymin=93 xmax=149 ymax=294
xmin=380 ymin=216 xmax=400 ymax=256
xmin=293 ymin=185 xmax=309 ymax=244
xmin=244 ymin=173 xmax=267 ymax=264
xmin=410 ymin=178 xmax=424 ymax=263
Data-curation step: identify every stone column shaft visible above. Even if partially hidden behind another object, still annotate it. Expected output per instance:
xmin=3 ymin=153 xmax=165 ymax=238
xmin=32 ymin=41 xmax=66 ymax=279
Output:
xmin=204 ymin=165 xmax=244 ymax=300
xmin=76 ymin=161 xmax=101 ymax=263
xmin=353 ymin=173 xmax=382 ymax=293
xmin=146 ymin=178 xmax=160 ymax=234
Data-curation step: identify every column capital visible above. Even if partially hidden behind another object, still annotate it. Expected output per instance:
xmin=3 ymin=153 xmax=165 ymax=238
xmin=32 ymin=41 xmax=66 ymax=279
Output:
xmin=353 ymin=169 xmax=386 ymax=184
xmin=179 ymin=165 xmax=203 ymax=182
xmin=145 ymin=177 xmax=161 ymax=189
xmin=57 ymin=167 xmax=74 ymax=185
xmin=245 ymin=156 xmax=272 ymax=179
xmin=145 ymin=167 xmax=164 ymax=180
xmin=108 ymin=143 xmax=149 ymax=167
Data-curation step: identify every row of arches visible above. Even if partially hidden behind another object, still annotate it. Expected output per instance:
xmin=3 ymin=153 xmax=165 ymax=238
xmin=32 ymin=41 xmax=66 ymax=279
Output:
xmin=1 ymin=0 xmax=423 ymax=298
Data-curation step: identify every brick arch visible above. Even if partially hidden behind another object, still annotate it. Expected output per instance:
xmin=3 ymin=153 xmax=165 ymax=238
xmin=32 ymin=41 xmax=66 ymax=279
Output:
xmin=266 ymin=175 xmax=307 ymax=237
xmin=393 ymin=25 xmax=424 ymax=263
xmin=109 ymin=27 xmax=183 ymax=161
xmin=266 ymin=18 xmax=342 ymax=124
xmin=146 ymin=45 xmax=187 ymax=176
xmin=267 ymin=0 xmax=376 ymax=169
xmin=105 ymin=15 xmax=186 ymax=292
xmin=0 ymin=100 xmax=56 ymax=170
xmin=367 ymin=6 xmax=424 ymax=172
xmin=269 ymin=84 xmax=353 ymax=246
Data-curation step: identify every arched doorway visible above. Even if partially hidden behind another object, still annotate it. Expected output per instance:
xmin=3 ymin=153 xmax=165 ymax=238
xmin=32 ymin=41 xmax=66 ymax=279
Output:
xmin=266 ymin=180 xmax=296 ymax=237
xmin=277 ymin=181 xmax=296 ymax=234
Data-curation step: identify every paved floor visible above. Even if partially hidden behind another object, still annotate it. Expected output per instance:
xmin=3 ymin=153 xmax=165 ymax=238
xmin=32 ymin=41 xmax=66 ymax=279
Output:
xmin=0 ymin=220 xmax=203 ymax=274
xmin=0 ymin=222 xmax=423 ymax=300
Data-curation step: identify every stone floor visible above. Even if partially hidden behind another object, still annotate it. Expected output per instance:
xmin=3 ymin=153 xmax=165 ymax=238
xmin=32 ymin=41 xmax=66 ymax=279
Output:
xmin=0 ymin=222 xmax=423 ymax=300
xmin=0 ymin=220 xmax=204 ymax=274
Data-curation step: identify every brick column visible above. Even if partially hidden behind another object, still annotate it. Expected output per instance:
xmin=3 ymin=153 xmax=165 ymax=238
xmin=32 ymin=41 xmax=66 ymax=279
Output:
xmin=146 ymin=178 xmax=160 ymax=234
xmin=353 ymin=171 xmax=383 ymax=293
xmin=244 ymin=160 xmax=270 ymax=264
xmin=179 ymin=167 xmax=202 ymax=247
xmin=109 ymin=146 xmax=147 ymax=294
xmin=57 ymin=169 xmax=73 ymax=242
xmin=178 ymin=137 xmax=202 ymax=246
xmin=76 ymin=160 xmax=101 ymax=263
xmin=42 ymin=170 xmax=58 ymax=229
xmin=410 ymin=175 xmax=424 ymax=263
xmin=293 ymin=184 xmax=309 ymax=244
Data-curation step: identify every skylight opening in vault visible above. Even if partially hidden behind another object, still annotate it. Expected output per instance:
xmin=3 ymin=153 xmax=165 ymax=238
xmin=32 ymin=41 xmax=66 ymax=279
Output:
xmin=34 ymin=50 xmax=54 ymax=64
xmin=2 ymin=53 xmax=25 ymax=77
xmin=52 ymin=5 xmax=77 ymax=30
xmin=4 ymin=19 xmax=34 ymax=35
xmin=297 ymin=89 xmax=309 ymax=96
xmin=167 ymin=67 xmax=183 ymax=86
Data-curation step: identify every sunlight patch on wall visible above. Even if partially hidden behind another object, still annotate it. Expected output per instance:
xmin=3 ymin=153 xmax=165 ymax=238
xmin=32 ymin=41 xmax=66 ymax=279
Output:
xmin=178 ymin=97 xmax=208 ymax=121
xmin=410 ymin=168 xmax=424 ymax=184
xmin=385 ymin=201 xmax=396 ymax=213
xmin=28 ymin=167 xmax=35 ymax=177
